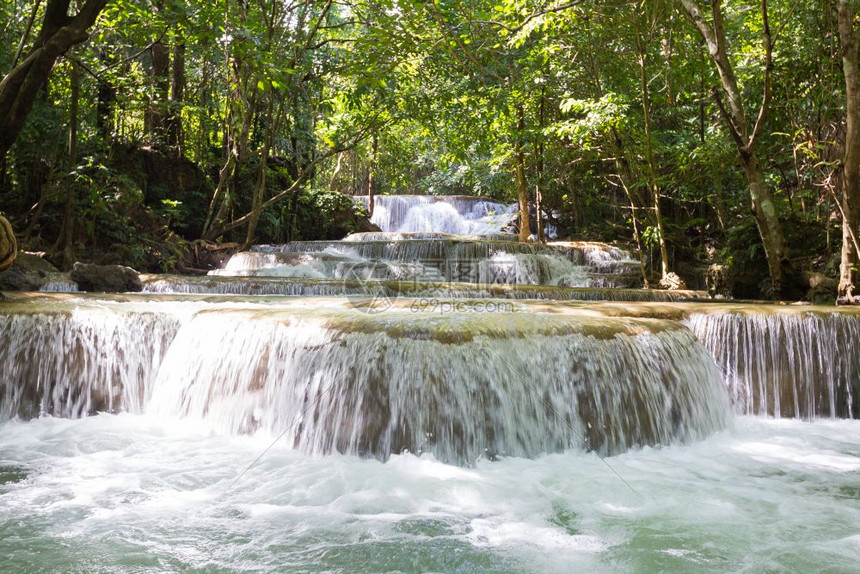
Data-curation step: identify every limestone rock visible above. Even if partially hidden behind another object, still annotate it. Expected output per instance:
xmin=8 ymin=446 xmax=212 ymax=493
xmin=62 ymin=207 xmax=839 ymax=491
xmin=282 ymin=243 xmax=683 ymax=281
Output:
xmin=706 ymin=265 xmax=733 ymax=299
xmin=70 ymin=262 xmax=142 ymax=292
xmin=659 ymin=272 xmax=688 ymax=291
xmin=0 ymin=253 xmax=58 ymax=291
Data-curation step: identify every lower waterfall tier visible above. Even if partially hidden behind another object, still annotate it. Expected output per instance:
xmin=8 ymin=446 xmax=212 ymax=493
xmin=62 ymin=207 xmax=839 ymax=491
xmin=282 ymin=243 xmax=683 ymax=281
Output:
xmin=0 ymin=296 xmax=728 ymax=462
xmin=687 ymin=309 xmax=860 ymax=418
xmin=2 ymin=295 xmax=859 ymax=462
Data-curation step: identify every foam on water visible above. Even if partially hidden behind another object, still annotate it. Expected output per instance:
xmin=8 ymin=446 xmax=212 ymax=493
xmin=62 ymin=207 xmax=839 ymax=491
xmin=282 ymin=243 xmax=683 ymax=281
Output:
xmin=219 ymin=238 xmax=640 ymax=289
xmin=0 ymin=299 xmax=731 ymax=462
xmin=1 ymin=415 xmax=858 ymax=572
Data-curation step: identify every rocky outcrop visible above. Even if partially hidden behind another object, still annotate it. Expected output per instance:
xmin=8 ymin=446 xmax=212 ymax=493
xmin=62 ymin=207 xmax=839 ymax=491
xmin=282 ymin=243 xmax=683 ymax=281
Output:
xmin=183 ymin=240 xmax=240 ymax=273
xmin=70 ymin=262 xmax=142 ymax=292
xmin=0 ymin=253 xmax=57 ymax=291
xmin=706 ymin=264 xmax=733 ymax=299
xmin=659 ymin=272 xmax=688 ymax=291
xmin=805 ymin=272 xmax=838 ymax=304
xmin=0 ymin=215 xmax=16 ymax=272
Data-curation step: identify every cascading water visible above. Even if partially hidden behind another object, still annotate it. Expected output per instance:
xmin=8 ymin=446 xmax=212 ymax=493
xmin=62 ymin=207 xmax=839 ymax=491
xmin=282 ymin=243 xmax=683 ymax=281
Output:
xmin=686 ymin=309 xmax=860 ymax=419
xmin=147 ymin=309 xmax=729 ymax=461
xmin=0 ymin=304 xmax=180 ymax=420
xmin=354 ymin=195 xmax=518 ymax=235
xmin=4 ymin=193 xmax=860 ymax=570
xmin=0 ymin=297 xmax=730 ymax=461
xmin=3 ymin=293 xmax=860 ymax=571
xmin=210 ymin=238 xmax=641 ymax=290
xmin=141 ymin=275 xmax=699 ymax=301
xmin=197 ymin=195 xmax=643 ymax=292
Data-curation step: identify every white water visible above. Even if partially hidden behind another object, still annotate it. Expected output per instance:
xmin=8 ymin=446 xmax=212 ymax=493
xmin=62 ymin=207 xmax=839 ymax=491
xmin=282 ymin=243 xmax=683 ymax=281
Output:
xmin=356 ymin=195 xmax=518 ymax=235
xmin=214 ymin=239 xmax=640 ymax=289
xmin=686 ymin=310 xmax=860 ymax=419
xmin=1 ymin=415 xmax=859 ymax=572
xmin=0 ymin=299 xmax=730 ymax=462
xmin=5 ymin=188 xmax=859 ymax=572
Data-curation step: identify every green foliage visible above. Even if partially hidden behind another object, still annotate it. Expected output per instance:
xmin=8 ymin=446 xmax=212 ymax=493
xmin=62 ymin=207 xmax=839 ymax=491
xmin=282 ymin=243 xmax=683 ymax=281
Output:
xmin=0 ymin=0 xmax=849 ymax=298
xmin=289 ymin=188 xmax=367 ymax=241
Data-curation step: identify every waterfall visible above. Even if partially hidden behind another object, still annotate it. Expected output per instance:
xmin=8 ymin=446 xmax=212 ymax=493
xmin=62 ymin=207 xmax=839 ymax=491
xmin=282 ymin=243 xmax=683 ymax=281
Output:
xmin=0 ymin=307 xmax=179 ymax=420
xmin=147 ymin=310 xmax=730 ymax=461
xmin=142 ymin=275 xmax=699 ymax=301
xmin=686 ymin=310 xmax=860 ymax=419
xmin=354 ymin=195 xmax=518 ymax=235
xmin=228 ymin=239 xmax=640 ymax=289
xmin=0 ymin=300 xmax=730 ymax=462
xmin=196 ymin=196 xmax=642 ymax=291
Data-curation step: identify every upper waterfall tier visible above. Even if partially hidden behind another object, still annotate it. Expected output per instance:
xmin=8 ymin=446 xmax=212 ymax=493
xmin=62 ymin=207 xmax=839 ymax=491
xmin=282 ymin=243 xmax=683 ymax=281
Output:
xmin=354 ymin=195 xmax=518 ymax=235
xmin=210 ymin=238 xmax=642 ymax=289
xmin=143 ymin=275 xmax=702 ymax=301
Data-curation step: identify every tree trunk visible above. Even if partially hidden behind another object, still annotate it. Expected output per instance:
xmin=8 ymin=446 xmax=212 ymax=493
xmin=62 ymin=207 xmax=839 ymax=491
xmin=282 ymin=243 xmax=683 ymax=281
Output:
xmin=243 ymin=144 xmax=269 ymax=250
xmin=95 ymin=51 xmax=115 ymax=140
xmin=611 ymin=134 xmax=649 ymax=288
xmin=167 ymin=42 xmax=186 ymax=152
xmin=0 ymin=0 xmax=108 ymax=159
xmin=51 ymin=55 xmax=81 ymax=269
xmin=536 ymin=83 xmax=547 ymax=243
xmin=149 ymin=39 xmax=170 ymax=146
xmin=678 ymin=0 xmax=791 ymax=297
xmin=368 ymin=135 xmax=378 ymax=217
xmin=740 ymin=152 xmax=789 ymax=295
xmin=515 ymin=104 xmax=530 ymax=242
xmin=68 ymin=58 xmax=79 ymax=164
xmin=0 ymin=215 xmax=17 ymax=272
xmin=838 ymin=0 xmax=860 ymax=302
xmin=637 ymin=22 xmax=670 ymax=279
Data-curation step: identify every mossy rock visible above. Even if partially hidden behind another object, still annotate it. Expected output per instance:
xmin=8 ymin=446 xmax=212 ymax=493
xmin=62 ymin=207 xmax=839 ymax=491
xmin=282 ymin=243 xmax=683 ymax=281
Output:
xmin=0 ymin=215 xmax=16 ymax=272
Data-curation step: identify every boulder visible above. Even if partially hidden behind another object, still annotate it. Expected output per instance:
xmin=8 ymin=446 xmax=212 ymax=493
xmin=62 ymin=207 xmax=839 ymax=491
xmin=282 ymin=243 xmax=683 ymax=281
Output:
xmin=70 ymin=262 xmax=142 ymax=292
xmin=185 ymin=240 xmax=240 ymax=272
xmin=659 ymin=272 xmax=688 ymax=291
xmin=805 ymin=272 xmax=838 ymax=305
xmin=0 ymin=253 xmax=58 ymax=291
xmin=1 ymin=215 xmax=16 ymax=272
xmin=706 ymin=265 xmax=733 ymax=299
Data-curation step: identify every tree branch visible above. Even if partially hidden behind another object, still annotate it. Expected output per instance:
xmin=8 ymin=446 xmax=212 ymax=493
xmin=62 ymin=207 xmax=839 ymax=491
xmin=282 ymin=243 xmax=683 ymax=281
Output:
xmin=747 ymin=0 xmax=772 ymax=152
xmin=712 ymin=87 xmax=747 ymax=152
xmin=678 ymin=0 xmax=718 ymax=49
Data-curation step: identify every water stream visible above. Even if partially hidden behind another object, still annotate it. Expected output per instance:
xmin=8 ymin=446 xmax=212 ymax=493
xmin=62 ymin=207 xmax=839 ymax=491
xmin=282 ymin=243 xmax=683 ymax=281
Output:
xmin=2 ymin=195 xmax=860 ymax=572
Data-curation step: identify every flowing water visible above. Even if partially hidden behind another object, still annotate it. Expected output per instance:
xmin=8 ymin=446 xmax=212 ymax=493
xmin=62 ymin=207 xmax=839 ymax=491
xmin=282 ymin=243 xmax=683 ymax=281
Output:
xmin=354 ymin=195 xmax=518 ymax=236
xmin=1 ymin=408 xmax=859 ymax=572
xmin=206 ymin=194 xmax=641 ymax=290
xmin=2 ymin=195 xmax=860 ymax=571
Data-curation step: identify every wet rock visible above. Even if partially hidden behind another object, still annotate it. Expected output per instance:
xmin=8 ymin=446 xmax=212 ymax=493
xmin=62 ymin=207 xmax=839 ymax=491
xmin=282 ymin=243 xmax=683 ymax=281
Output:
xmin=706 ymin=265 xmax=733 ymax=299
xmin=184 ymin=240 xmax=241 ymax=272
xmin=70 ymin=262 xmax=142 ymax=292
xmin=804 ymin=272 xmax=837 ymax=304
xmin=659 ymin=272 xmax=688 ymax=291
xmin=0 ymin=253 xmax=57 ymax=291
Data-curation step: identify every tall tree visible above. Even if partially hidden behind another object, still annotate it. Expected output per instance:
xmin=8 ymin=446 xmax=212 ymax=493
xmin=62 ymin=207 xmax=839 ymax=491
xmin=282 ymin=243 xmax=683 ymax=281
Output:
xmin=0 ymin=0 xmax=110 ymax=158
xmin=678 ymin=0 xmax=791 ymax=296
xmin=838 ymin=0 xmax=860 ymax=302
